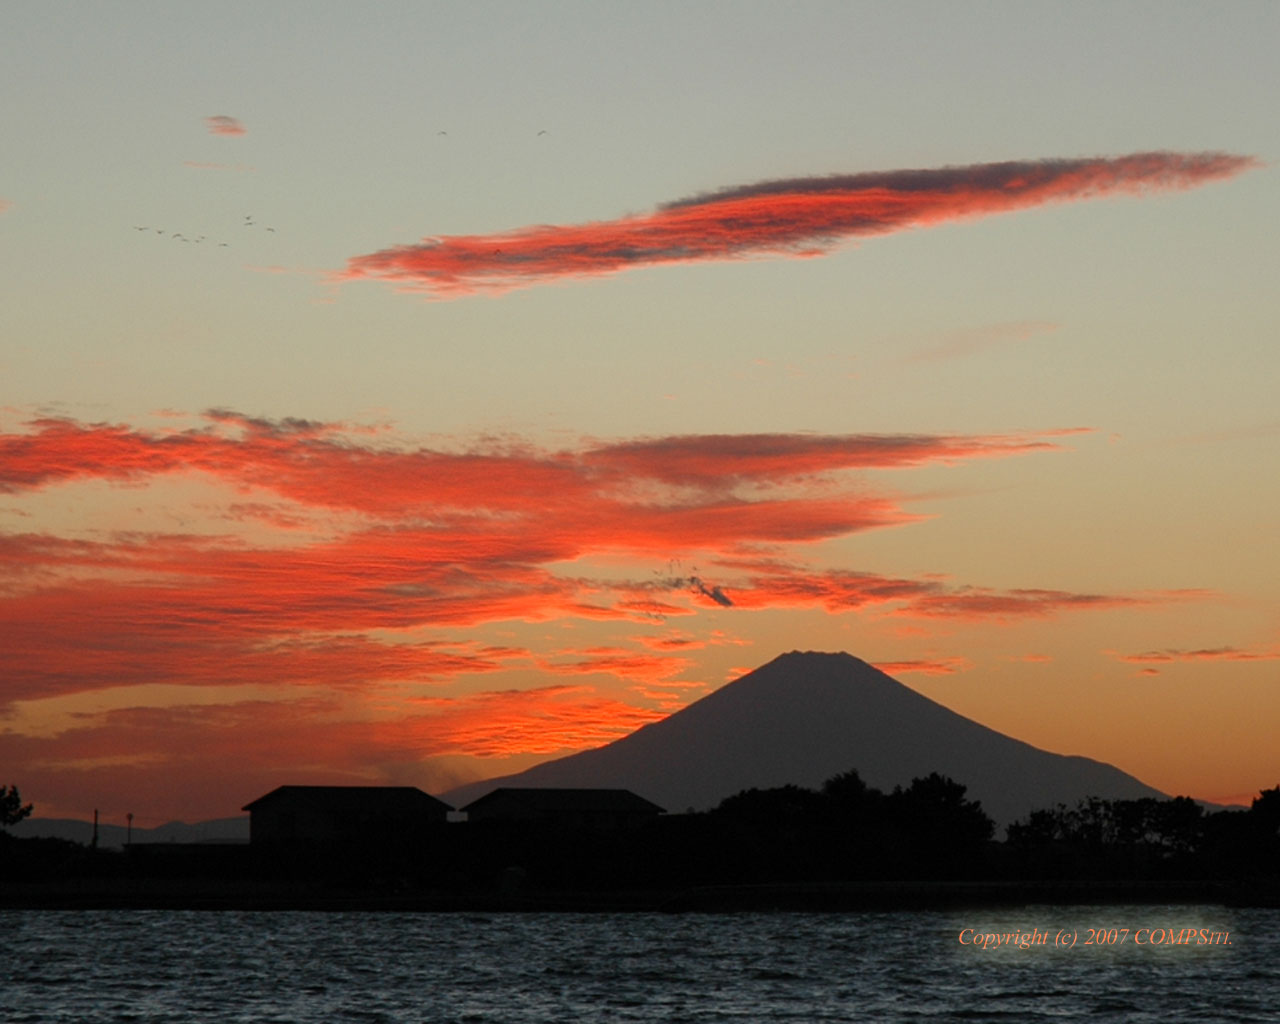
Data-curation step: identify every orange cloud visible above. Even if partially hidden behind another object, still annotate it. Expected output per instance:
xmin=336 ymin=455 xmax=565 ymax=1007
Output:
xmin=340 ymin=152 xmax=1257 ymax=297
xmin=0 ymin=413 xmax=1077 ymax=509
xmin=205 ymin=115 xmax=245 ymax=136
xmin=0 ymin=412 xmax=1144 ymax=726
xmin=705 ymin=561 xmax=1193 ymax=624
xmin=535 ymin=648 xmax=693 ymax=686
xmin=897 ymin=587 xmax=1149 ymax=621
xmin=396 ymin=684 xmax=670 ymax=757
xmin=872 ymin=657 xmax=971 ymax=676
xmin=1115 ymin=646 xmax=1280 ymax=674
xmin=633 ymin=631 xmax=707 ymax=652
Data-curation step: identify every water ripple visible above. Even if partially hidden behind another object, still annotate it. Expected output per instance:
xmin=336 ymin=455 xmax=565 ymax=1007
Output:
xmin=3 ymin=906 xmax=1275 ymax=1023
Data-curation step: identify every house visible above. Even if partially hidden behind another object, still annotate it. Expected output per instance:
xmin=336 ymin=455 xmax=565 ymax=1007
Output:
xmin=460 ymin=788 xmax=665 ymax=829
xmin=241 ymin=785 xmax=453 ymax=846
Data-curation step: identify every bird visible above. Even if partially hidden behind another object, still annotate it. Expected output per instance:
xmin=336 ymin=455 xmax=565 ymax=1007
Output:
xmin=537 ymin=129 xmax=548 ymax=136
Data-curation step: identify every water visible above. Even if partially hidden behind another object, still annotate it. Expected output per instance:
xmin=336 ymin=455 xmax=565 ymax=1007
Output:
xmin=3 ymin=906 xmax=1276 ymax=1023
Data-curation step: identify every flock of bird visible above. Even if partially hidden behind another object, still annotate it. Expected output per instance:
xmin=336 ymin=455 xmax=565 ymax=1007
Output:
xmin=132 ymin=127 xmax=548 ymax=245
xmin=131 ymin=214 xmax=276 ymax=248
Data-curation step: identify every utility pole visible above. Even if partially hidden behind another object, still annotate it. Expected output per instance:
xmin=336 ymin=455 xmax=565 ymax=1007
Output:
xmin=91 ymin=809 xmax=99 ymax=850
xmin=126 ymin=812 xmax=133 ymax=847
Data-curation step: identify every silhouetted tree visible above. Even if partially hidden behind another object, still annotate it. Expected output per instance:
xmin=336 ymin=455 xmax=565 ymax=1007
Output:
xmin=713 ymin=784 xmax=825 ymax=825
xmin=708 ymin=785 xmax=827 ymax=882
xmin=821 ymin=768 xmax=873 ymax=809
xmin=1251 ymin=785 xmax=1280 ymax=835
xmin=1006 ymin=804 xmax=1073 ymax=847
xmin=1151 ymin=796 xmax=1205 ymax=856
xmin=1 ymin=784 xmax=32 ymax=827
xmin=887 ymin=773 xmax=995 ymax=847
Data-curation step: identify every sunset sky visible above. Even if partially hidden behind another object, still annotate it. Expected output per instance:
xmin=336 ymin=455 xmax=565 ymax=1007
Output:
xmin=3 ymin=2 xmax=1277 ymax=827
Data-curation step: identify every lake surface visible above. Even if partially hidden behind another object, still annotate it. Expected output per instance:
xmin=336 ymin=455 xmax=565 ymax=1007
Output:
xmin=4 ymin=906 xmax=1276 ymax=1022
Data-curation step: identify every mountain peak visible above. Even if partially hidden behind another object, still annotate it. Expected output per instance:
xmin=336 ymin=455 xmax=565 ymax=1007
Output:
xmin=442 ymin=650 xmax=1166 ymax=824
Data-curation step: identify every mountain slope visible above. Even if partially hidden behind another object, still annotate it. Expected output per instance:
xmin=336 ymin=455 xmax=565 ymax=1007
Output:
xmin=443 ymin=651 xmax=1167 ymax=826
xmin=8 ymin=816 xmax=249 ymax=848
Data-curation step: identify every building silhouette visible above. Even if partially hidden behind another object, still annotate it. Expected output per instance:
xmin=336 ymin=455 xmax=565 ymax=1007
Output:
xmin=460 ymin=787 xmax=664 ymax=829
xmin=242 ymin=785 xmax=452 ymax=846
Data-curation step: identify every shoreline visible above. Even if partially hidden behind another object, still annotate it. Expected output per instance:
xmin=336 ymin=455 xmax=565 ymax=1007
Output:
xmin=3 ymin=878 xmax=1276 ymax=912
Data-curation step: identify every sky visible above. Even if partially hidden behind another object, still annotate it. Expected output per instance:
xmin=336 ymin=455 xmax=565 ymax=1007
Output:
xmin=2 ymin=1 xmax=1277 ymax=827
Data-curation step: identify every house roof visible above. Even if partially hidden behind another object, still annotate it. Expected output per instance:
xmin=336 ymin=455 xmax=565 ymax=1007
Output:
xmin=242 ymin=785 xmax=453 ymax=814
xmin=460 ymin=787 xmax=665 ymax=815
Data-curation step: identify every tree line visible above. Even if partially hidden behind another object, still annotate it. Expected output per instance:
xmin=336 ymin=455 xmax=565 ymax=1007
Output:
xmin=3 ymin=776 xmax=1277 ymax=894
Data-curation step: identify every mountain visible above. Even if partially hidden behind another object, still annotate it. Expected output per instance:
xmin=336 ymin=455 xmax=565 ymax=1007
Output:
xmin=442 ymin=651 xmax=1168 ymax=826
xmin=7 ymin=816 xmax=249 ymax=849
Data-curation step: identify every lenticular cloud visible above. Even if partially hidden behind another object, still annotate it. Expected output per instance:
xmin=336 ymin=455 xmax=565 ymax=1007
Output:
xmin=341 ymin=151 xmax=1256 ymax=297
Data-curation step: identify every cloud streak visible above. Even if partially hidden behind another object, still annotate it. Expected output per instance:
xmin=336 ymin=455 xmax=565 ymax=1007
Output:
xmin=340 ymin=151 xmax=1257 ymax=297
xmin=1116 ymin=646 xmax=1280 ymax=674
xmin=872 ymin=658 xmax=971 ymax=676
xmin=205 ymin=115 xmax=246 ymax=137
xmin=0 ymin=413 xmax=1075 ymax=524
xmin=707 ymin=560 xmax=1195 ymax=623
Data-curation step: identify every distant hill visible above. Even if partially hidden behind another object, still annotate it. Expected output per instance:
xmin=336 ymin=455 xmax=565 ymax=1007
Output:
xmin=443 ymin=651 xmax=1169 ymax=826
xmin=7 ymin=816 xmax=249 ymax=849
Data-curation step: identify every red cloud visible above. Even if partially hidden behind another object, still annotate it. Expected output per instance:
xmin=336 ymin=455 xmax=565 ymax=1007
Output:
xmin=1 ymin=415 xmax=1077 ymax=569
xmin=584 ymin=430 xmax=1080 ymax=488
xmin=0 ymin=412 xmax=1133 ymax=721
xmin=205 ymin=115 xmax=246 ymax=136
xmin=340 ymin=152 xmax=1258 ymax=297
xmin=0 ymin=413 xmax=1077 ymax=507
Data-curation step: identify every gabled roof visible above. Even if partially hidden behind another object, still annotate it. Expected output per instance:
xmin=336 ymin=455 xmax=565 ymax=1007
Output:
xmin=242 ymin=785 xmax=453 ymax=814
xmin=460 ymin=787 xmax=664 ymax=815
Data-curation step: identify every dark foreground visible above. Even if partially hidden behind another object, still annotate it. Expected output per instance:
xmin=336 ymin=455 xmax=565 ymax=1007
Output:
xmin=6 ymin=780 xmax=1277 ymax=911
